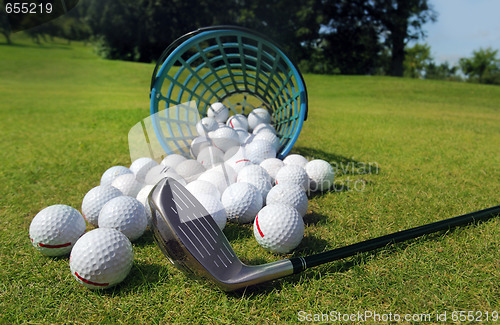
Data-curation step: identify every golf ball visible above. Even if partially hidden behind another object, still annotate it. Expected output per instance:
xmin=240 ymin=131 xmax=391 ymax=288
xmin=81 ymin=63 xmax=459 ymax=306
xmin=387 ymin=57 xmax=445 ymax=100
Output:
xmin=305 ymin=159 xmax=335 ymax=192
xmin=70 ymin=228 xmax=133 ymax=289
xmin=222 ymin=182 xmax=263 ymax=224
xmin=185 ymin=179 xmax=221 ymax=200
xmin=190 ymin=136 xmax=211 ymax=158
xmin=98 ymin=196 xmax=148 ymax=241
xmin=29 ymin=205 xmax=86 ymax=256
xmin=207 ymin=102 xmax=229 ymax=123
xmin=274 ymin=164 xmax=309 ymax=192
xmin=197 ymin=146 xmax=225 ymax=169
xmin=247 ymin=108 xmax=271 ymax=131
xmin=129 ymin=157 xmax=158 ymax=183
xmin=259 ymin=158 xmax=284 ymax=184
xmin=100 ymin=166 xmax=133 ymax=186
xmin=283 ymin=154 xmax=309 ymax=168
xmin=266 ymin=183 xmax=308 ymax=217
xmin=81 ymin=185 xmax=123 ymax=226
xmin=161 ymin=154 xmax=187 ymax=168
xmin=208 ymin=127 xmax=240 ymax=152
xmin=196 ymin=194 xmax=227 ymax=231
xmin=245 ymin=139 xmax=277 ymax=164
xmin=196 ymin=116 xmax=219 ymax=136
xmin=111 ymin=173 xmax=144 ymax=197
xmin=174 ymin=159 xmax=205 ymax=183
xmin=226 ymin=114 xmax=249 ymax=131
xmin=135 ymin=184 xmax=155 ymax=228
xmin=253 ymin=204 xmax=304 ymax=254
xmin=237 ymin=164 xmax=272 ymax=202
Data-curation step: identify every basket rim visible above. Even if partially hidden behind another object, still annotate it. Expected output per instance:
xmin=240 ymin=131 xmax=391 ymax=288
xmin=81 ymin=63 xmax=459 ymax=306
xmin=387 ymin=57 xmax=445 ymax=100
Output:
xmin=149 ymin=25 xmax=308 ymax=121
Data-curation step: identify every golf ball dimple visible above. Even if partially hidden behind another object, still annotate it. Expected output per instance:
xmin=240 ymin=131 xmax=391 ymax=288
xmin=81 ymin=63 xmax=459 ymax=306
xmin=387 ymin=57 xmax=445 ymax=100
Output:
xmin=100 ymin=166 xmax=133 ymax=186
xmin=266 ymin=183 xmax=308 ymax=217
xmin=98 ymin=196 xmax=148 ymax=241
xmin=274 ymin=164 xmax=309 ymax=192
xmin=111 ymin=173 xmax=144 ymax=198
xmin=70 ymin=228 xmax=133 ymax=289
xmin=305 ymin=159 xmax=335 ymax=192
xmin=253 ymin=204 xmax=304 ymax=254
xmin=81 ymin=185 xmax=123 ymax=226
xmin=222 ymin=182 xmax=263 ymax=224
xmin=29 ymin=205 xmax=86 ymax=256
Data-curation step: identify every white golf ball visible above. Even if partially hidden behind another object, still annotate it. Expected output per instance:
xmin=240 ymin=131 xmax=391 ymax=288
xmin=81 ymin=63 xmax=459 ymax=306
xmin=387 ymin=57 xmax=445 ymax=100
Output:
xmin=135 ymin=184 xmax=155 ymax=228
xmin=260 ymin=158 xmax=284 ymax=184
xmin=226 ymin=114 xmax=249 ymax=131
xmin=190 ymin=136 xmax=211 ymax=158
xmin=253 ymin=204 xmax=304 ymax=254
xmin=266 ymin=183 xmax=308 ymax=217
xmin=305 ymin=159 xmax=335 ymax=192
xmin=100 ymin=166 xmax=133 ymax=186
xmin=144 ymin=164 xmax=180 ymax=185
xmin=174 ymin=159 xmax=205 ymax=183
xmin=248 ymin=108 xmax=271 ymax=131
xmin=197 ymin=168 xmax=230 ymax=194
xmin=245 ymin=139 xmax=277 ymax=164
xmin=235 ymin=129 xmax=253 ymax=145
xmin=196 ymin=117 xmax=219 ymax=136
xmin=283 ymin=154 xmax=309 ymax=168
xmin=29 ymin=205 xmax=86 ymax=256
xmin=197 ymin=146 xmax=225 ymax=169
xmin=237 ymin=164 xmax=272 ymax=202
xmin=111 ymin=173 xmax=144 ymax=197
xmin=210 ymin=163 xmax=238 ymax=184
xmin=222 ymin=182 xmax=263 ymax=224
xmin=81 ymin=185 xmax=123 ymax=226
xmin=274 ymin=164 xmax=309 ymax=191
xmin=98 ymin=196 xmax=148 ymax=241
xmin=196 ymin=194 xmax=227 ymax=231
xmin=224 ymin=146 xmax=252 ymax=173
xmin=185 ymin=180 xmax=221 ymax=200
xmin=70 ymin=228 xmax=133 ymax=289
xmin=161 ymin=154 xmax=187 ymax=168
xmin=129 ymin=157 xmax=158 ymax=183
xmin=207 ymin=102 xmax=229 ymax=123
xmin=252 ymin=123 xmax=276 ymax=135
xmin=253 ymin=131 xmax=281 ymax=151
xmin=208 ymin=127 xmax=240 ymax=152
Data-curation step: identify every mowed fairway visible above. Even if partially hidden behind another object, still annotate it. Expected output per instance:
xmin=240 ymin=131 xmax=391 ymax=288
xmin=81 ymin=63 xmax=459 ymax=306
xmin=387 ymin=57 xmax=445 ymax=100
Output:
xmin=1 ymin=38 xmax=499 ymax=324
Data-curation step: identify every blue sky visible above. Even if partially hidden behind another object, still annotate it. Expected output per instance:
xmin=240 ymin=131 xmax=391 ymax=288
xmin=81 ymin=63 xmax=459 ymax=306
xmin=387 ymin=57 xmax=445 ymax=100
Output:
xmin=420 ymin=0 xmax=500 ymax=65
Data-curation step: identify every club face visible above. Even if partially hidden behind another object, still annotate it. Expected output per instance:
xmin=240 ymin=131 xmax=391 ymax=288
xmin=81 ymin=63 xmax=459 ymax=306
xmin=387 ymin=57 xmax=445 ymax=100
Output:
xmin=149 ymin=177 xmax=245 ymax=287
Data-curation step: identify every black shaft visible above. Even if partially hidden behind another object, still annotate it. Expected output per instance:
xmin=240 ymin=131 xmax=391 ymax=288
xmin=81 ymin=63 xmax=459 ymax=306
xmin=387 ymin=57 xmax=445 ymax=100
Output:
xmin=290 ymin=205 xmax=500 ymax=273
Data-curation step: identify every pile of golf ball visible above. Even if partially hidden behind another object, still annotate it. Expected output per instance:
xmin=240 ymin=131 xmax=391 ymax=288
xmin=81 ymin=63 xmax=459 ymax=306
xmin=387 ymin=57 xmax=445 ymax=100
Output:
xmin=29 ymin=102 xmax=336 ymax=289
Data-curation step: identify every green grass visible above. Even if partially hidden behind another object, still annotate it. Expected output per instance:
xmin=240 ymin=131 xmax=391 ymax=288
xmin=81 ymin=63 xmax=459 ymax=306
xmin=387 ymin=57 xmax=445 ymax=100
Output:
xmin=1 ymin=36 xmax=499 ymax=324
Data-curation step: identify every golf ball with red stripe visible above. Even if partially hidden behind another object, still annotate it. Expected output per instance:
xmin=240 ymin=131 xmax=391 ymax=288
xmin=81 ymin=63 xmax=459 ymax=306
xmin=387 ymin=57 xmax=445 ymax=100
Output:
xmin=253 ymin=204 xmax=304 ymax=254
xmin=70 ymin=228 xmax=133 ymax=289
xmin=29 ymin=205 xmax=86 ymax=256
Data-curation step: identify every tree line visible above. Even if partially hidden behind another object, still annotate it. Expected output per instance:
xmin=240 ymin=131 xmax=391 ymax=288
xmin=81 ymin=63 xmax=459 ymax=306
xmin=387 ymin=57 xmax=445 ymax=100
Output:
xmin=1 ymin=0 xmax=499 ymax=84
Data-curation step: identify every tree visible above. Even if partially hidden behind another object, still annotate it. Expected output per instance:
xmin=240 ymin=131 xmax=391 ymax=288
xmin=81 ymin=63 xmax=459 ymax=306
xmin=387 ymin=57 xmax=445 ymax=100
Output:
xmin=425 ymin=61 xmax=459 ymax=81
xmin=459 ymin=48 xmax=500 ymax=85
xmin=366 ymin=0 xmax=437 ymax=77
xmin=403 ymin=43 xmax=432 ymax=78
xmin=0 ymin=6 xmax=12 ymax=44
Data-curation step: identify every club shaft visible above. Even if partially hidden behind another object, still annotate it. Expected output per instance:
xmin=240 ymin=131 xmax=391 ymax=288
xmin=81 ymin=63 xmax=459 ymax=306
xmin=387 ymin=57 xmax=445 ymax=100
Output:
xmin=290 ymin=205 xmax=500 ymax=273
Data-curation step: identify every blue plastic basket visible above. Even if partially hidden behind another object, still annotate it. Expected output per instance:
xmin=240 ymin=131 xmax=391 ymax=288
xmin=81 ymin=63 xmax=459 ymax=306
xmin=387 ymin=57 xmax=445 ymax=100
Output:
xmin=150 ymin=26 xmax=308 ymax=159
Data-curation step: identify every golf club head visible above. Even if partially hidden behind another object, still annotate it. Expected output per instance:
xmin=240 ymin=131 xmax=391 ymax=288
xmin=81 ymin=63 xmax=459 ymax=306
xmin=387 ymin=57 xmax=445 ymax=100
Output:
xmin=149 ymin=177 xmax=294 ymax=291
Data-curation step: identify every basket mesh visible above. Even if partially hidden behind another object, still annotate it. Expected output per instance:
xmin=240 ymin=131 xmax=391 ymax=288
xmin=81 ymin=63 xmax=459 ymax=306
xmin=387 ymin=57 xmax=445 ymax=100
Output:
xmin=150 ymin=26 xmax=307 ymax=159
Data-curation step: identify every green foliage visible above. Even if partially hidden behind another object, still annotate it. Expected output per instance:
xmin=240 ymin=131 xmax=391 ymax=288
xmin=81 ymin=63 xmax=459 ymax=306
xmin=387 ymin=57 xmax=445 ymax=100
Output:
xmin=403 ymin=43 xmax=432 ymax=78
xmin=459 ymin=48 xmax=500 ymax=85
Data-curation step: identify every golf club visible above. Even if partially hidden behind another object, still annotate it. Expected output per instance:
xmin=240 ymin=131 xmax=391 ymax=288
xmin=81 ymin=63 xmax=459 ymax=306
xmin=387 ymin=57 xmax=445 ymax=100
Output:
xmin=149 ymin=177 xmax=500 ymax=292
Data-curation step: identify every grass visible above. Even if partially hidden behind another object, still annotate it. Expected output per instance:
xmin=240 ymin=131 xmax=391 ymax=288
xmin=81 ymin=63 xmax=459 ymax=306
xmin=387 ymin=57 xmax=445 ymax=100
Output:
xmin=1 ymin=36 xmax=499 ymax=324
